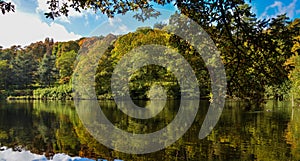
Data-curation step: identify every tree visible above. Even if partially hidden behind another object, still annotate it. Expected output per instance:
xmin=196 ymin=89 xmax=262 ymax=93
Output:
xmin=153 ymin=22 xmax=167 ymax=29
xmin=52 ymin=41 xmax=80 ymax=57
xmin=56 ymin=50 xmax=77 ymax=84
xmin=12 ymin=52 xmax=38 ymax=89
xmin=4 ymin=0 xmax=254 ymax=24
xmin=51 ymin=41 xmax=79 ymax=84
xmin=0 ymin=48 xmax=14 ymax=61
xmin=0 ymin=46 xmax=18 ymax=90
xmin=175 ymin=3 xmax=299 ymax=103
xmin=94 ymin=28 xmax=209 ymax=99
xmin=25 ymin=40 xmax=53 ymax=61
xmin=38 ymin=53 xmax=58 ymax=87
xmin=286 ymin=22 xmax=300 ymax=99
xmin=0 ymin=60 xmax=9 ymax=89
xmin=219 ymin=13 xmax=298 ymax=102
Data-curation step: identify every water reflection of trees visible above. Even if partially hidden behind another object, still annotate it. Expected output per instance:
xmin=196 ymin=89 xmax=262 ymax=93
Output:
xmin=285 ymin=107 xmax=300 ymax=160
xmin=0 ymin=101 xmax=299 ymax=160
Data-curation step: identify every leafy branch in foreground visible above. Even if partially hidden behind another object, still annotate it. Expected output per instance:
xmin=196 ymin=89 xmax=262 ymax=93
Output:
xmin=0 ymin=0 xmax=14 ymax=14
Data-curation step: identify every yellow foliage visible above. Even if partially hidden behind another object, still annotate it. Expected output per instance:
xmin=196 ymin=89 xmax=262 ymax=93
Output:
xmin=291 ymin=36 xmax=300 ymax=54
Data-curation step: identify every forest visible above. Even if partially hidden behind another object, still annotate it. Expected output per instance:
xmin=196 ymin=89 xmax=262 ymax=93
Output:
xmin=0 ymin=2 xmax=299 ymax=108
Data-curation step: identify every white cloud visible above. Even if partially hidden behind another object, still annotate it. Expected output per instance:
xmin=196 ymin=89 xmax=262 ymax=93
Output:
xmin=260 ymin=0 xmax=298 ymax=19
xmin=35 ymin=0 xmax=50 ymax=14
xmin=117 ymin=25 xmax=129 ymax=33
xmin=0 ymin=11 xmax=81 ymax=48
xmin=297 ymin=9 xmax=300 ymax=14
xmin=108 ymin=17 xmax=122 ymax=26
xmin=106 ymin=17 xmax=131 ymax=34
xmin=90 ymin=17 xmax=132 ymax=36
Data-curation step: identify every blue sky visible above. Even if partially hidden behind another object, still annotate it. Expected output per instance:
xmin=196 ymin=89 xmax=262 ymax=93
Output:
xmin=0 ymin=0 xmax=299 ymax=48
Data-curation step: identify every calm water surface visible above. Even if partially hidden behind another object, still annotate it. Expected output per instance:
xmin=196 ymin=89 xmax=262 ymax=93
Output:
xmin=0 ymin=100 xmax=299 ymax=160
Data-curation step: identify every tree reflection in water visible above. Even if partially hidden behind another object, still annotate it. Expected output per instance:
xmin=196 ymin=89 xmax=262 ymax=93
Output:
xmin=0 ymin=100 xmax=297 ymax=160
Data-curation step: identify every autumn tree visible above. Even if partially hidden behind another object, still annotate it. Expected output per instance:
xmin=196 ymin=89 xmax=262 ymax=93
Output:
xmin=25 ymin=38 xmax=54 ymax=61
xmin=286 ymin=19 xmax=300 ymax=99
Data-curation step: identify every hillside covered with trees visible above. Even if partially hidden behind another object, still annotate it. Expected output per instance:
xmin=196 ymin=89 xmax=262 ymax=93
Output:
xmin=0 ymin=1 xmax=299 ymax=107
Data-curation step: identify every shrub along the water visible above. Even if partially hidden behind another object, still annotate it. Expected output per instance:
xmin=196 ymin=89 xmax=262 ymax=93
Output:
xmin=33 ymin=84 xmax=72 ymax=100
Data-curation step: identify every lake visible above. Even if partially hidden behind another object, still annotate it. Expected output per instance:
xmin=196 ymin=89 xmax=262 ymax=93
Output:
xmin=0 ymin=100 xmax=299 ymax=160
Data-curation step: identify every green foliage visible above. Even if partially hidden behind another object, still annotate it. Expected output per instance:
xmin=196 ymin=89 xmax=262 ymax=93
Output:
xmin=0 ymin=46 xmax=18 ymax=90
xmin=38 ymin=54 xmax=58 ymax=87
xmin=56 ymin=50 xmax=77 ymax=84
xmin=0 ymin=60 xmax=9 ymax=89
xmin=53 ymin=41 xmax=80 ymax=84
xmin=25 ymin=38 xmax=54 ymax=61
xmin=4 ymin=89 xmax=34 ymax=100
xmin=12 ymin=51 xmax=38 ymax=89
xmin=0 ymin=39 xmax=55 ymax=91
xmin=95 ymin=29 xmax=167 ymax=99
xmin=0 ymin=48 xmax=15 ymax=61
xmin=95 ymin=28 xmax=209 ymax=99
xmin=220 ymin=14 xmax=297 ymax=102
xmin=264 ymin=80 xmax=291 ymax=100
xmin=285 ymin=19 xmax=300 ymax=100
xmin=33 ymin=83 xmax=72 ymax=100
xmin=287 ymin=35 xmax=300 ymax=99
xmin=52 ymin=41 xmax=80 ymax=57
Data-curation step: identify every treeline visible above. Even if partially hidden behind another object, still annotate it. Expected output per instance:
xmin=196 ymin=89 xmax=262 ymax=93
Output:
xmin=0 ymin=36 xmax=103 ymax=99
xmin=0 ymin=8 xmax=300 ymax=103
